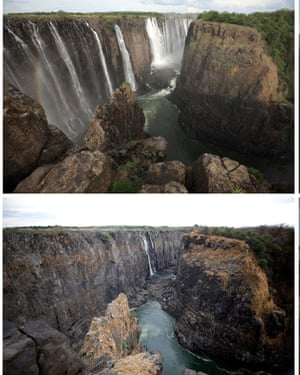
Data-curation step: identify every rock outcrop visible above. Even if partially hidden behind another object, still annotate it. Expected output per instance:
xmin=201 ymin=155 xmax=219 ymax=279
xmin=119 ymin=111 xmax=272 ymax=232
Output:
xmin=84 ymin=82 xmax=145 ymax=152
xmin=3 ymin=84 xmax=72 ymax=192
xmin=80 ymin=294 xmax=162 ymax=375
xmin=3 ymin=228 xmax=184 ymax=350
xmin=172 ymin=21 xmax=293 ymax=157
xmin=3 ymin=320 xmax=81 ymax=375
xmin=14 ymin=149 xmax=114 ymax=193
xmin=166 ymin=232 xmax=290 ymax=369
xmin=191 ymin=153 xmax=269 ymax=193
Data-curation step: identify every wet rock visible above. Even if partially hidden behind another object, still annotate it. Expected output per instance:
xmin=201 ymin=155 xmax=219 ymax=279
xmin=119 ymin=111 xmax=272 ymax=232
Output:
xmin=140 ymin=181 xmax=188 ymax=193
xmin=3 ymin=84 xmax=49 ymax=192
xmin=191 ymin=153 xmax=268 ymax=193
xmin=145 ymin=160 xmax=187 ymax=186
xmin=14 ymin=150 xmax=114 ymax=193
xmin=84 ymin=82 xmax=145 ymax=152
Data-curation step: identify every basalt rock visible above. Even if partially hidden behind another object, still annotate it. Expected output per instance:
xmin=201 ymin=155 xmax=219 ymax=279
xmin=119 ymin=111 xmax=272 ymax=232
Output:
xmin=84 ymin=82 xmax=145 ymax=152
xmin=80 ymin=294 xmax=142 ymax=373
xmin=3 ymin=228 xmax=184 ymax=351
xmin=172 ymin=21 xmax=293 ymax=157
xmin=144 ymin=160 xmax=187 ymax=186
xmin=14 ymin=149 xmax=114 ymax=193
xmin=166 ymin=232 xmax=290 ymax=368
xmin=191 ymin=153 xmax=269 ymax=193
xmin=3 ymin=320 xmax=81 ymax=375
xmin=139 ymin=181 xmax=188 ymax=193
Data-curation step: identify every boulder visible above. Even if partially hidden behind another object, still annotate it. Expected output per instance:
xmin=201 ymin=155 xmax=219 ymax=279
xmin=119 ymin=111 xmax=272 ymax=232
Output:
xmin=191 ymin=153 xmax=267 ymax=193
xmin=145 ymin=160 xmax=187 ymax=186
xmin=84 ymin=82 xmax=145 ymax=152
xmin=3 ymin=84 xmax=49 ymax=192
xmin=112 ymin=352 xmax=163 ymax=375
xmin=21 ymin=320 xmax=81 ymax=375
xmin=3 ymin=321 xmax=39 ymax=375
xmin=14 ymin=150 xmax=114 ymax=193
xmin=140 ymin=181 xmax=188 ymax=193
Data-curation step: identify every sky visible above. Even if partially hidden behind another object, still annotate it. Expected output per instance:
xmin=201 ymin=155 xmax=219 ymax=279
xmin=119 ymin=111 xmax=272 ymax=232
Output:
xmin=2 ymin=195 xmax=296 ymax=228
xmin=2 ymin=0 xmax=295 ymax=14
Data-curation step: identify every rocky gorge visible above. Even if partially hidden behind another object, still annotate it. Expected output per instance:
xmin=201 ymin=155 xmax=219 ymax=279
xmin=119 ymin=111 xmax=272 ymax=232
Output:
xmin=3 ymin=13 xmax=294 ymax=193
xmin=3 ymin=226 xmax=294 ymax=374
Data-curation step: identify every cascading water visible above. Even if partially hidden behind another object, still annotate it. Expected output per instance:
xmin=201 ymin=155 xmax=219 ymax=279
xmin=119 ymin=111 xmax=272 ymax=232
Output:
xmin=142 ymin=235 xmax=155 ymax=277
xmin=114 ymin=24 xmax=137 ymax=92
xmin=86 ymin=22 xmax=113 ymax=97
xmin=145 ymin=17 xmax=192 ymax=71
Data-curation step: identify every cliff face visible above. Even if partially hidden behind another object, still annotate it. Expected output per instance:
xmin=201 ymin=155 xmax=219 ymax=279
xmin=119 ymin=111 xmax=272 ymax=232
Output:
xmin=3 ymin=228 xmax=184 ymax=347
xmin=166 ymin=232 xmax=291 ymax=369
xmin=172 ymin=21 xmax=293 ymax=157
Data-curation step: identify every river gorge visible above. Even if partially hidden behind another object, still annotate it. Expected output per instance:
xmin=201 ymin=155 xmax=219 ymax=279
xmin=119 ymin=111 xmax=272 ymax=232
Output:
xmin=3 ymin=226 xmax=294 ymax=374
xmin=3 ymin=13 xmax=294 ymax=193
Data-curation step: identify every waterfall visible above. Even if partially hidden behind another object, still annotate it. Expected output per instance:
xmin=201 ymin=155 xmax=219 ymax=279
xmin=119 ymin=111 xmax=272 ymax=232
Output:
xmin=114 ymin=24 xmax=137 ymax=92
xmin=145 ymin=17 xmax=192 ymax=71
xmin=142 ymin=235 xmax=154 ymax=277
xmin=86 ymin=23 xmax=113 ymax=97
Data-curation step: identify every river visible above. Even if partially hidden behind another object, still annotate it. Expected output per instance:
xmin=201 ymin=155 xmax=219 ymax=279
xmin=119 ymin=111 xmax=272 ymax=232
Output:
xmin=136 ymin=87 xmax=293 ymax=190
xmin=135 ymin=300 xmax=289 ymax=375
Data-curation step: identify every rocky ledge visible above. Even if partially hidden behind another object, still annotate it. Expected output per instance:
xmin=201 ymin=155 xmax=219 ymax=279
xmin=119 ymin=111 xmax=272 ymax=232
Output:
xmin=165 ymin=232 xmax=291 ymax=371
xmin=4 ymin=83 xmax=270 ymax=193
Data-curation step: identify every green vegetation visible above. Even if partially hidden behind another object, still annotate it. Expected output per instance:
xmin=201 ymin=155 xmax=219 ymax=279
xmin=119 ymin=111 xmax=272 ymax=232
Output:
xmin=101 ymin=233 xmax=112 ymax=244
xmin=110 ymin=176 xmax=143 ymax=193
xmin=197 ymin=10 xmax=294 ymax=97
xmin=4 ymin=11 xmax=163 ymax=19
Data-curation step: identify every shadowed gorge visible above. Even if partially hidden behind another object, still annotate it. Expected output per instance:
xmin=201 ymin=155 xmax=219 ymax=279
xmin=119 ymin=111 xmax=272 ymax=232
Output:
xmin=3 ymin=226 xmax=294 ymax=374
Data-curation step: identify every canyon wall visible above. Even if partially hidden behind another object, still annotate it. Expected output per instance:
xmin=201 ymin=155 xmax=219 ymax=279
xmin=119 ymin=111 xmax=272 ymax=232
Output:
xmin=3 ymin=228 xmax=184 ymax=346
xmin=172 ymin=21 xmax=293 ymax=157
xmin=166 ymin=232 xmax=292 ymax=370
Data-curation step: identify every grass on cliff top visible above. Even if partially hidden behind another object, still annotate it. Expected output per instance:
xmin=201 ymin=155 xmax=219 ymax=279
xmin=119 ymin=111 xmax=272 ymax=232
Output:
xmin=197 ymin=10 xmax=294 ymax=97
xmin=4 ymin=11 xmax=164 ymax=19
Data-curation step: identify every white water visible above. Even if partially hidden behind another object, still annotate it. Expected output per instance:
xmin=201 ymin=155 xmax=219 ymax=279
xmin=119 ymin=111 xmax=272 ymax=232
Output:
xmin=114 ymin=24 xmax=137 ymax=92
xmin=49 ymin=22 xmax=93 ymax=117
xmin=87 ymin=22 xmax=113 ymax=97
xmin=142 ymin=236 xmax=154 ymax=276
xmin=146 ymin=17 xmax=192 ymax=71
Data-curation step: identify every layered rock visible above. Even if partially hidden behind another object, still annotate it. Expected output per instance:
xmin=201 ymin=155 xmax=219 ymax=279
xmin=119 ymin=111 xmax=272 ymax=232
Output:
xmin=84 ymin=82 xmax=145 ymax=152
xmin=172 ymin=21 xmax=293 ymax=157
xmin=166 ymin=232 xmax=290 ymax=368
xmin=3 ymin=228 xmax=184 ymax=349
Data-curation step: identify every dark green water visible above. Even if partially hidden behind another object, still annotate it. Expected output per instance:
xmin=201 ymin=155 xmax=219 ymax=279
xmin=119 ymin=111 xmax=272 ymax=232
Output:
xmin=135 ymin=300 xmax=287 ymax=375
xmin=137 ymin=89 xmax=293 ymax=189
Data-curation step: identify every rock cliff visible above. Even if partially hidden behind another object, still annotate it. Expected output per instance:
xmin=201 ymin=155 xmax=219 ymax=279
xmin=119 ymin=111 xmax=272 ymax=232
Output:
xmin=80 ymin=293 xmax=162 ymax=375
xmin=3 ymin=228 xmax=184 ymax=350
xmin=172 ymin=21 xmax=293 ymax=157
xmin=166 ymin=232 xmax=291 ymax=370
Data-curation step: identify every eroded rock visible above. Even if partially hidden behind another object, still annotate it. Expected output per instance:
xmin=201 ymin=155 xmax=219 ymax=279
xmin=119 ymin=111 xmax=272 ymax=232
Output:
xmin=145 ymin=160 xmax=187 ymax=186
xmin=191 ymin=153 xmax=268 ymax=193
xmin=14 ymin=150 xmax=114 ymax=193
xmin=84 ymin=82 xmax=145 ymax=152
xmin=140 ymin=181 xmax=188 ymax=193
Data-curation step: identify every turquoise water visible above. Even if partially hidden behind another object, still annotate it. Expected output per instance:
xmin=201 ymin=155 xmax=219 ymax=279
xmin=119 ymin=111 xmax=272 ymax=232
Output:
xmin=135 ymin=300 xmax=293 ymax=375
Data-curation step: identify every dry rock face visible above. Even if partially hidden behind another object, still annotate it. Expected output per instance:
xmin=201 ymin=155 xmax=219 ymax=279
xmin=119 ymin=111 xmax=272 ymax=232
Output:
xmin=3 ymin=320 xmax=81 ymax=375
xmin=172 ymin=21 xmax=292 ymax=157
xmin=80 ymin=294 xmax=162 ymax=375
xmin=166 ymin=232 xmax=289 ymax=368
xmin=14 ymin=150 xmax=114 ymax=193
xmin=84 ymin=82 xmax=145 ymax=152
xmin=191 ymin=153 xmax=268 ymax=193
